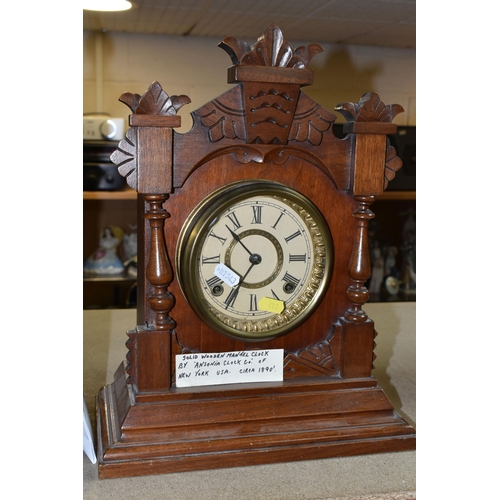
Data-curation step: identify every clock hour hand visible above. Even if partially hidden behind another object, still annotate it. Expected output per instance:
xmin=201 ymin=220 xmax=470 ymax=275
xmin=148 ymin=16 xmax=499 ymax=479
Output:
xmin=224 ymin=261 xmax=255 ymax=309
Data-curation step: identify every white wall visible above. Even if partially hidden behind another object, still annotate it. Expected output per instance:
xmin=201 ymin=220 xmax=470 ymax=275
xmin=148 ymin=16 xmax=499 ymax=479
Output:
xmin=83 ymin=30 xmax=415 ymax=133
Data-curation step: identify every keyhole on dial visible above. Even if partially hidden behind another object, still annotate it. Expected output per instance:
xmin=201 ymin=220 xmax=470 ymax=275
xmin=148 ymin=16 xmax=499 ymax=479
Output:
xmin=211 ymin=284 xmax=224 ymax=296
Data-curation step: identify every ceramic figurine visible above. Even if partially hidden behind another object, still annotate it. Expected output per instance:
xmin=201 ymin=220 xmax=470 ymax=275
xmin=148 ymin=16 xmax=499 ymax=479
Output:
xmin=123 ymin=227 xmax=138 ymax=261
xmin=369 ymin=243 xmax=385 ymax=297
xmin=400 ymin=211 xmax=416 ymax=294
xmin=83 ymin=226 xmax=125 ymax=277
xmin=384 ymin=245 xmax=399 ymax=277
xmin=123 ymin=229 xmax=138 ymax=277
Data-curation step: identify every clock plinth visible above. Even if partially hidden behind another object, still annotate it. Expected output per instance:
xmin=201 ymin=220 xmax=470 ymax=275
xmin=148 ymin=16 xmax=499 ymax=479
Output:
xmin=97 ymin=362 xmax=414 ymax=479
xmin=98 ymin=24 xmax=415 ymax=478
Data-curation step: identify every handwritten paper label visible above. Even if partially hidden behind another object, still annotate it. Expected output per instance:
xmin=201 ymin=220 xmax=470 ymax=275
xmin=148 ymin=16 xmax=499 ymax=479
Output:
xmin=258 ymin=296 xmax=285 ymax=314
xmin=176 ymin=349 xmax=284 ymax=388
xmin=214 ymin=263 xmax=240 ymax=287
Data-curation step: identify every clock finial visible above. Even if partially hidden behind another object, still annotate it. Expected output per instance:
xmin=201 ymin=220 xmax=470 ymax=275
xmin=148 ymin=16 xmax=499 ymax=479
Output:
xmin=219 ymin=24 xmax=323 ymax=144
xmin=219 ymin=24 xmax=323 ymax=69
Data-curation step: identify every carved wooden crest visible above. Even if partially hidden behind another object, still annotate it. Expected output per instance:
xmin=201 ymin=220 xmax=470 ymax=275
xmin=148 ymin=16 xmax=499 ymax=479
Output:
xmin=196 ymin=24 xmax=332 ymax=145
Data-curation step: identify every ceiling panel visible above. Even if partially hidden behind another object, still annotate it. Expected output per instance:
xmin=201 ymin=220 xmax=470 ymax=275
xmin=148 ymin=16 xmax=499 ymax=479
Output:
xmin=83 ymin=0 xmax=416 ymax=49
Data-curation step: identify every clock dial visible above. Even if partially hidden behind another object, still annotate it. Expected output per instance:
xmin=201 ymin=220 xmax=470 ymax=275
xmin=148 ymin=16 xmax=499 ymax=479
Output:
xmin=176 ymin=180 xmax=333 ymax=341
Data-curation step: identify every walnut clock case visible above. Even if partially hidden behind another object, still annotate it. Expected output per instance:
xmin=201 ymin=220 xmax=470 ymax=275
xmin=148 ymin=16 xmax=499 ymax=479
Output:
xmin=97 ymin=24 xmax=416 ymax=478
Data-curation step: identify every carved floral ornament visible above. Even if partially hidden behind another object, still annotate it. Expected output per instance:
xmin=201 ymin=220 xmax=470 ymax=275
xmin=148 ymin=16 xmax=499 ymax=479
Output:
xmin=219 ymin=23 xmax=323 ymax=69
xmin=335 ymin=92 xmax=404 ymax=124
xmin=118 ymin=81 xmax=190 ymax=116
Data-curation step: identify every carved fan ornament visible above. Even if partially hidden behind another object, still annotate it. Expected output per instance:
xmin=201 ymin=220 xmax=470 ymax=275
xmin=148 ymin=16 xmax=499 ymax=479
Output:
xmin=110 ymin=128 xmax=138 ymax=189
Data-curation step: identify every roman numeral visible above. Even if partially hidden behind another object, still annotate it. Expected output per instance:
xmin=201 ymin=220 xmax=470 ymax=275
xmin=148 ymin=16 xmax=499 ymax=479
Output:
xmin=249 ymin=294 xmax=258 ymax=311
xmin=224 ymin=288 xmax=238 ymax=308
xmin=289 ymin=254 xmax=306 ymax=262
xmin=251 ymin=205 xmax=262 ymax=224
xmin=284 ymin=230 xmax=301 ymax=243
xmin=272 ymin=212 xmax=284 ymax=229
xmin=206 ymin=276 xmax=223 ymax=287
xmin=282 ymin=271 xmax=300 ymax=287
xmin=225 ymin=211 xmax=242 ymax=230
xmin=271 ymin=289 xmax=281 ymax=301
xmin=202 ymin=255 xmax=221 ymax=265
xmin=208 ymin=230 xmax=227 ymax=245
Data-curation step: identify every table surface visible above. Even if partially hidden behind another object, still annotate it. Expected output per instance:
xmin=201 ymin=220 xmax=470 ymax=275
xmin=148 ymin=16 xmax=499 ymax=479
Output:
xmin=83 ymin=302 xmax=416 ymax=500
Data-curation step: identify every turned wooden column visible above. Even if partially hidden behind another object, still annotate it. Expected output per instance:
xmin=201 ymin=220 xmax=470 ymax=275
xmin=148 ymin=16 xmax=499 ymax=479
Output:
xmin=345 ymin=195 xmax=375 ymax=322
xmin=129 ymin=193 xmax=176 ymax=392
xmin=335 ymin=92 xmax=404 ymax=378
xmin=339 ymin=195 xmax=376 ymax=378
xmin=145 ymin=194 xmax=175 ymax=331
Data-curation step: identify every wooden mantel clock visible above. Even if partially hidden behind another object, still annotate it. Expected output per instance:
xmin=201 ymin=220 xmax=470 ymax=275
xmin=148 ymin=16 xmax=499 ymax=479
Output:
xmin=97 ymin=24 xmax=416 ymax=478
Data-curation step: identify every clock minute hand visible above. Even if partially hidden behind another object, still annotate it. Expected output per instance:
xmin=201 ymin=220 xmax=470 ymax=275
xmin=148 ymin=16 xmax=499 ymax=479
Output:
xmin=225 ymin=225 xmax=253 ymax=256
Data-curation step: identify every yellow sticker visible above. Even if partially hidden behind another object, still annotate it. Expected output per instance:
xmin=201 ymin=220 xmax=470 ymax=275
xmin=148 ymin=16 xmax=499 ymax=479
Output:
xmin=258 ymin=296 xmax=285 ymax=314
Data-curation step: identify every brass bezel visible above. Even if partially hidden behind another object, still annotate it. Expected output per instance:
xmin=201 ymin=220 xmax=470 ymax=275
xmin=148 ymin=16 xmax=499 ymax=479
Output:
xmin=176 ymin=179 xmax=334 ymax=341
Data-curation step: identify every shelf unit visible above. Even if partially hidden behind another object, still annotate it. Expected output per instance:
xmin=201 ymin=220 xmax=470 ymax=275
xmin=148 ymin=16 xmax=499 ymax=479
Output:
xmin=83 ymin=188 xmax=137 ymax=201
xmin=369 ymin=194 xmax=416 ymax=303
xmin=83 ymin=189 xmax=138 ymax=309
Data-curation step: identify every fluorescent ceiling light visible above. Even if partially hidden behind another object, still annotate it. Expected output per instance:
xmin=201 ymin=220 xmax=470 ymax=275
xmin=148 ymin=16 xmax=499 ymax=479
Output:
xmin=83 ymin=1 xmax=133 ymax=12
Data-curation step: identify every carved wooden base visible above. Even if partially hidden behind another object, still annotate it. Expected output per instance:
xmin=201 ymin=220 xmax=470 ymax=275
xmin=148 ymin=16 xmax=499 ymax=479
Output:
xmin=97 ymin=362 xmax=415 ymax=479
